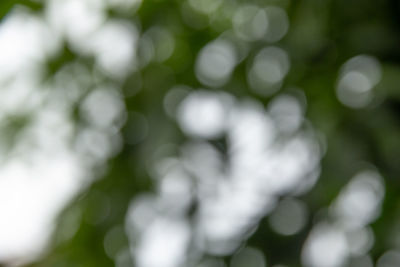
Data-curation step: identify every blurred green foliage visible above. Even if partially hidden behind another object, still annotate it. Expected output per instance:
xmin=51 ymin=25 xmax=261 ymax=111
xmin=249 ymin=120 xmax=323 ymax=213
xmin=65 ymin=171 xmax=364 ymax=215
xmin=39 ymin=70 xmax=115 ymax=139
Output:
xmin=0 ymin=0 xmax=399 ymax=266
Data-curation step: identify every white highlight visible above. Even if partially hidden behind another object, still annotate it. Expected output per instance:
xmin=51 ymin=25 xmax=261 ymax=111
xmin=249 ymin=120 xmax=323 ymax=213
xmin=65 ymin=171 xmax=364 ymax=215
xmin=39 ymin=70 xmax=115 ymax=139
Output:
xmin=302 ymin=223 xmax=349 ymax=267
xmin=248 ymin=46 xmax=290 ymax=96
xmin=177 ymin=90 xmax=232 ymax=138
xmin=195 ymin=39 xmax=237 ymax=87
xmin=336 ymin=55 xmax=382 ymax=108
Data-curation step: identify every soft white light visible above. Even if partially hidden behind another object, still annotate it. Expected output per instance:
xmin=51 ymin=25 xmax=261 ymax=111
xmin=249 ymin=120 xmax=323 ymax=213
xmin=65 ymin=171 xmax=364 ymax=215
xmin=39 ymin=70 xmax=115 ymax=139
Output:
xmin=346 ymin=227 xmax=374 ymax=256
xmin=89 ymin=20 xmax=138 ymax=78
xmin=135 ymin=219 xmax=190 ymax=267
xmin=129 ymin=91 xmax=321 ymax=262
xmin=233 ymin=5 xmax=268 ymax=42
xmin=248 ymin=46 xmax=290 ymax=96
xmin=333 ymin=170 xmax=384 ymax=229
xmin=269 ymin=198 xmax=308 ymax=236
xmin=125 ymin=194 xmax=158 ymax=233
xmin=336 ymin=55 xmax=381 ymax=108
xmin=0 ymin=10 xmax=58 ymax=80
xmin=46 ymin=0 xmax=105 ymax=52
xmin=264 ymin=7 xmax=289 ymax=42
xmin=177 ymin=90 xmax=232 ymax=138
xmin=0 ymin=106 xmax=85 ymax=263
xmin=377 ymin=250 xmax=400 ymax=267
xmin=195 ymin=39 xmax=237 ymax=87
xmin=268 ymin=94 xmax=304 ymax=133
xmin=80 ymin=87 xmax=125 ymax=129
xmin=302 ymin=223 xmax=349 ymax=267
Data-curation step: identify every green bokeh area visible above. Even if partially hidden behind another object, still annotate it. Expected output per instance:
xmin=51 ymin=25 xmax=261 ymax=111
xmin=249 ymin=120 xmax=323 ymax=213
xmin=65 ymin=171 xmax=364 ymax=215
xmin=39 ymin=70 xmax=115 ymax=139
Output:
xmin=0 ymin=0 xmax=400 ymax=266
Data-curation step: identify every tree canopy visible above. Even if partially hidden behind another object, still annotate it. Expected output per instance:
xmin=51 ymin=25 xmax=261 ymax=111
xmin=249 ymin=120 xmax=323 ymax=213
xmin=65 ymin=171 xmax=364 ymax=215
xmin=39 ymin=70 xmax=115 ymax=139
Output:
xmin=0 ymin=0 xmax=400 ymax=267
